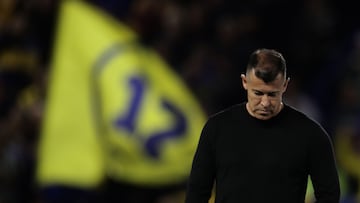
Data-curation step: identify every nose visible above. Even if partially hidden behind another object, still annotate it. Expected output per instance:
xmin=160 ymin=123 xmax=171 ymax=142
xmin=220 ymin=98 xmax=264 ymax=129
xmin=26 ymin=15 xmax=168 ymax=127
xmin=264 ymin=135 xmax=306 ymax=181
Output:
xmin=260 ymin=95 xmax=270 ymax=107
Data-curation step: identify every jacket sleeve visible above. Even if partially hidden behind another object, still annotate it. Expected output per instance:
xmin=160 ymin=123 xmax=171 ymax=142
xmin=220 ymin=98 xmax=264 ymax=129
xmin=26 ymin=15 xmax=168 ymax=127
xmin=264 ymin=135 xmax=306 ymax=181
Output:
xmin=308 ymin=125 xmax=340 ymax=203
xmin=185 ymin=119 xmax=216 ymax=203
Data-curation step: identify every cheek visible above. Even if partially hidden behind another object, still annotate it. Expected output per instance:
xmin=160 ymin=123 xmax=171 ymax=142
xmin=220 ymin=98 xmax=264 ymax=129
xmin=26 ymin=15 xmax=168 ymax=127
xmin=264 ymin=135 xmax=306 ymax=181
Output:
xmin=270 ymin=97 xmax=282 ymax=105
xmin=270 ymin=100 xmax=278 ymax=107
xmin=248 ymin=95 xmax=261 ymax=105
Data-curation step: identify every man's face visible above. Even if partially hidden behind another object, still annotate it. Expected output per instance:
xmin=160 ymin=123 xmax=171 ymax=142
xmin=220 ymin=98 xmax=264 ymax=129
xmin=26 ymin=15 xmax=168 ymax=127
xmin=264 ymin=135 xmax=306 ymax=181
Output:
xmin=241 ymin=69 xmax=289 ymax=120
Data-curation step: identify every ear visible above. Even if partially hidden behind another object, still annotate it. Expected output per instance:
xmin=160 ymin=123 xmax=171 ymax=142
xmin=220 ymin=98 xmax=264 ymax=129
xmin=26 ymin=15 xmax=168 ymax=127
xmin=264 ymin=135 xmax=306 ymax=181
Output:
xmin=241 ymin=74 xmax=248 ymax=90
xmin=282 ymin=77 xmax=290 ymax=92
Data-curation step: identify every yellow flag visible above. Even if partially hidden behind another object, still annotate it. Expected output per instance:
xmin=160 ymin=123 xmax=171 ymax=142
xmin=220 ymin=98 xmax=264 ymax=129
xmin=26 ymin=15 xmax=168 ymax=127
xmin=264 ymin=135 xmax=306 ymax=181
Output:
xmin=37 ymin=0 xmax=207 ymax=188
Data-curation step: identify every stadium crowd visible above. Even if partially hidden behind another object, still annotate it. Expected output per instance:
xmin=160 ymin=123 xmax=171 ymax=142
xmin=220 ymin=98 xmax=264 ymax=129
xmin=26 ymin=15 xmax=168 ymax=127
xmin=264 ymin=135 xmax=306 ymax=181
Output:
xmin=0 ymin=0 xmax=359 ymax=202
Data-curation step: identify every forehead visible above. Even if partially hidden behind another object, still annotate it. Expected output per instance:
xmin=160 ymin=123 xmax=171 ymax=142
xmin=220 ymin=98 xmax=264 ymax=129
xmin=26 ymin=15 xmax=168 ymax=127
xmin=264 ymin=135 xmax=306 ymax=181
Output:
xmin=247 ymin=69 xmax=285 ymax=91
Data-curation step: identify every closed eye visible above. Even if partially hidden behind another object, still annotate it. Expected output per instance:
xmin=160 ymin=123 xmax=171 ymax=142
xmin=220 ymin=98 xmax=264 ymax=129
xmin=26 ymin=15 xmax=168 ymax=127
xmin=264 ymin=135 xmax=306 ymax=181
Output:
xmin=268 ymin=92 xmax=277 ymax=97
xmin=254 ymin=91 xmax=264 ymax=96
xmin=253 ymin=90 xmax=279 ymax=97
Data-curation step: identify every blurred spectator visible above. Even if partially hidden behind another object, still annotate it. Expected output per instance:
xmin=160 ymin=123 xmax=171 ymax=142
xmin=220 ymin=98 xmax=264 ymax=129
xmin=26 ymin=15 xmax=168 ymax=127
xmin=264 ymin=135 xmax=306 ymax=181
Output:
xmin=284 ymin=77 xmax=322 ymax=124
xmin=334 ymin=30 xmax=360 ymax=203
xmin=0 ymin=0 xmax=359 ymax=202
xmin=0 ymin=0 xmax=55 ymax=202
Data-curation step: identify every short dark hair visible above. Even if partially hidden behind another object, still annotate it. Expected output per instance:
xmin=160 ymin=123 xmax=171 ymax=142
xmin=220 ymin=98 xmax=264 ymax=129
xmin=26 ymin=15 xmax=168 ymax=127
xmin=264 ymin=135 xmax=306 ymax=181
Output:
xmin=246 ymin=48 xmax=287 ymax=83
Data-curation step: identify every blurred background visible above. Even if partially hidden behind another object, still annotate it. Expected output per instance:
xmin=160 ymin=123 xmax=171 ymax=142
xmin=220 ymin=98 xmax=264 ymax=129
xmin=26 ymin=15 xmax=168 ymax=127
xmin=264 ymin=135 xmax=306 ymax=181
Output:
xmin=0 ymin=0 xmax=359 ymax=202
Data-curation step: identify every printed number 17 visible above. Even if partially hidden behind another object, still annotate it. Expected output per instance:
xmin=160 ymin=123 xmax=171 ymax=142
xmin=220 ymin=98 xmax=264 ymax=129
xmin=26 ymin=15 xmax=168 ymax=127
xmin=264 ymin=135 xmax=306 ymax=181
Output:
xmin=114 ymin=76 xmax=187 ymax=158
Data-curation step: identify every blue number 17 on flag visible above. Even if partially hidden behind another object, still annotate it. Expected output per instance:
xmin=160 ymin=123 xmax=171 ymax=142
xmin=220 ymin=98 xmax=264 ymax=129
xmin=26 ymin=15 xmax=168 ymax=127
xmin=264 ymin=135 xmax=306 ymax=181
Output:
xmin=114 ymin=76 xmax=187 ymax=159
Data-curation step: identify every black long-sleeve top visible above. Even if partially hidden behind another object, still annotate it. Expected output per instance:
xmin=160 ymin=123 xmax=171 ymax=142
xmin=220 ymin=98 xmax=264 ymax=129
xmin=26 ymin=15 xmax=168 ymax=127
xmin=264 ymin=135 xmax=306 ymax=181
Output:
xmin=186 ymin=103 xmax=340 ymax=203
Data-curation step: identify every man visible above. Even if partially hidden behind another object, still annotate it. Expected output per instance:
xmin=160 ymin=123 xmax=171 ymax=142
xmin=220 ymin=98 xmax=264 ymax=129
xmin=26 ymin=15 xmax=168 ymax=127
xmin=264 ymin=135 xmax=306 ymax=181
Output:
xmin=185 ymin=48 xmax=340 ymax=202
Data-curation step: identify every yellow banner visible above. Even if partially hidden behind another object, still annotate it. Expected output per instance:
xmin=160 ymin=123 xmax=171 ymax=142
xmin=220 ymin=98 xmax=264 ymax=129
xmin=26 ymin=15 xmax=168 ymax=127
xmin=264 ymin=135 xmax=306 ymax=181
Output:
xmin=37 ymin=0 xmax=206 ymax=188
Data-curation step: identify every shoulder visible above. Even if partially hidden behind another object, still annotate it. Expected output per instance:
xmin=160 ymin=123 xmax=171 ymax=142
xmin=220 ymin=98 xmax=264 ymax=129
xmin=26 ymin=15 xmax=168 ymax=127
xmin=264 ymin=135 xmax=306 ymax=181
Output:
xmin=201 ymin=103 xmax=245 ymax=130
xmin=208 ymin=103 xmax=245 ymax=121
xmin=285 ymin=104 xmax=328 ymax=136
xmin=200 ymin=104 xmax=245 ymax=142
xmin=285 ymin=104 xmax=321 ymax=126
